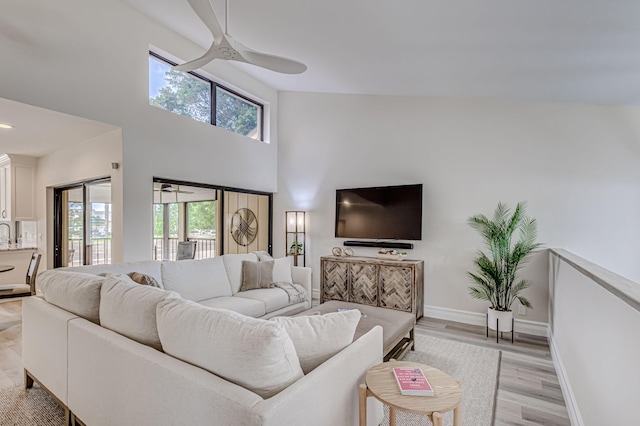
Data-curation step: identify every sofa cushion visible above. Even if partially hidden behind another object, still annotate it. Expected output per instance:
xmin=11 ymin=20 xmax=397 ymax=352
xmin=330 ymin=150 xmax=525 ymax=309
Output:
xmin=198 ymin=296 xmax=266 ymax=318
xmin=39 ymin=270 xmax=104 ymax=324
xmin=156 ymin=298 xmax=303 ymax=399
xmin=253 ymin=250 xmax=273 ymax=261
xmin=272 ymin=309 xmax=361 ymax=374
xmin=62 ymin=261 xmax=164 ymax=289
xmin=222 ymin=253 xmax=259 ymax=294
xmin=103 ymin=273 xmax=138 ymax=285
xmin=99 ymin=279 xmax=180 ymax=351
xmin=234 ymin=289 xmax=290 ymax=314
xmin=161 ymin=257 xmax=232 ymax=302
xmin=272 ymin=257 xmax=293 ymax=284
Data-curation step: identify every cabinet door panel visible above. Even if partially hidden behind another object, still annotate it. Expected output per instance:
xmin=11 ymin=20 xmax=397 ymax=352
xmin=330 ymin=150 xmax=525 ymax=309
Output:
xmin=14 ymin=165 xmax=35 ymax=219
xmin=379 ymin=266 xmax=413 ymax=312
xmin=322 ymin=261 xmax=349 ymax=302
xmin=349 ymin=264 xmax=378 ymax=306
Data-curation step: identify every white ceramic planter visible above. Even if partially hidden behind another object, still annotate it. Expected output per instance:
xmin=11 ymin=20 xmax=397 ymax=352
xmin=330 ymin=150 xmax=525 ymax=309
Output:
xmin=487 ymin=308 xmax=513 ymax=332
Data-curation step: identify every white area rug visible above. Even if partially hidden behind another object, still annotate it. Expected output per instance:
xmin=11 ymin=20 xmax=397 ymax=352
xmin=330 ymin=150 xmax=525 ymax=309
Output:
xmin=380 ymin=334 xmax=501 ymax=426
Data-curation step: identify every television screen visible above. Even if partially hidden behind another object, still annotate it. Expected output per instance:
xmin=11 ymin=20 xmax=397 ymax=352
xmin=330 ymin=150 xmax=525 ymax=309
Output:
xmin=335 ymin=184 xmax=423 ymax=240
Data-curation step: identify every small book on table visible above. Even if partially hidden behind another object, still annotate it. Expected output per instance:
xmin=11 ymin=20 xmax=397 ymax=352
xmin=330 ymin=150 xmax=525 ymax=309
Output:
xmin=393 ymin=367 xmax=434 ymax=396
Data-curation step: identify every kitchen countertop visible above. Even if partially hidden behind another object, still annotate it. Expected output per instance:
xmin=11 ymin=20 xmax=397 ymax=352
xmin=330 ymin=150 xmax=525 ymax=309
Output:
xmin=0 ymin=246 xmax=38 ymax=252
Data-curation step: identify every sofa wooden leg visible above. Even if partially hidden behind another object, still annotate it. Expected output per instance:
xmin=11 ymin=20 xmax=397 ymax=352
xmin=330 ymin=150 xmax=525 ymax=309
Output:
xmin=410 ymin=328 xmax=415 ymax=351
xmin=24 ymin=369 xmax=34 ymax=389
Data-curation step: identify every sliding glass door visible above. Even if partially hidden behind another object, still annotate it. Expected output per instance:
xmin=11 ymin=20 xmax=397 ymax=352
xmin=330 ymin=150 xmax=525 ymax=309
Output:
xmin=152 ymin=178 xmax=272 ymax=260
xmin=153 ymin=181 xmax=219 ymax=260
xmin=54 ymin=178 xmax=112 ymax=267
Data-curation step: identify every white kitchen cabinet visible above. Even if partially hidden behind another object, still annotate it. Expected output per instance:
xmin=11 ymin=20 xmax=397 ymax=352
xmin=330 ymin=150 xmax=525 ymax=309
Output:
xmin=0 ymin=155 xmax=36 ymax=221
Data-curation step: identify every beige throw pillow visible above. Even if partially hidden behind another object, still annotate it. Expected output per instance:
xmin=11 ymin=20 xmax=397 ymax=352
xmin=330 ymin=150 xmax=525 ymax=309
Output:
xmin=156 ymin=298 xmax=303 ymax=399
xmin=240 ymin=260 xmax=274 ymax=291
xmin=128 ymin=272 xmax=161 ymax=288
xmin=272 ymin=309 xmax=362 ymax=374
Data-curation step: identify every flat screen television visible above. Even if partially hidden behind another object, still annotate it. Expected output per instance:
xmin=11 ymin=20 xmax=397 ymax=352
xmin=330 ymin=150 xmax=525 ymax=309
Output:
xmin=335 ymin=184 xmax=423 ymax=240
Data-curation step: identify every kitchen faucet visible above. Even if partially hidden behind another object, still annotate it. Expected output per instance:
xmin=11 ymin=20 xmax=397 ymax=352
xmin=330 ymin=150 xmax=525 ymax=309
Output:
xmin=0 ymin=222 xmax=11 ymax=244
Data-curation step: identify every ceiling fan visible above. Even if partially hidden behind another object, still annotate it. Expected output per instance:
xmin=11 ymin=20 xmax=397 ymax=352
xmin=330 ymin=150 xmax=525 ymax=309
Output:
xmin=154 ymin=183 xmax=194 ymax=194
xmin=173 ymin=0 xmax=307 ymax=74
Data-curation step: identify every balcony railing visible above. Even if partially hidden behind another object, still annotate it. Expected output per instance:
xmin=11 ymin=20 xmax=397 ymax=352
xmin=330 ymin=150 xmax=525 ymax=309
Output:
xmin=68 ymin=237 xmax=112 ymax=266
xmin=153 ymin=237 xmax=216 ymax=261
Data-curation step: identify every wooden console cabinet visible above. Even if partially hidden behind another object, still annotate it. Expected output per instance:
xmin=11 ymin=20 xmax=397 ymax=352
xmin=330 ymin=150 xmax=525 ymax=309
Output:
xmin=320 ymin=256 xmax=424 ymax=319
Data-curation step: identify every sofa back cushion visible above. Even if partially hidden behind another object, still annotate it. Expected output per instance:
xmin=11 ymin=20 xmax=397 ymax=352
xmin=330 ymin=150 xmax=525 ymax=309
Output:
xmin=39 ymin=270 xmax=105 ymax=324
xmin=272 ymin=309 xmax=362 ymax=374
xmin=156 ymin=298 xmax=303 ymax=399
xmin=100 ymin=279 xmax=180 ymax=351
xmin=60 ymin=261 xmax=164 ymax=289
xmin=161 ymin=257 xmax=232 ymax=302
xmin=221 ymin=253 xmax=259 ymax=294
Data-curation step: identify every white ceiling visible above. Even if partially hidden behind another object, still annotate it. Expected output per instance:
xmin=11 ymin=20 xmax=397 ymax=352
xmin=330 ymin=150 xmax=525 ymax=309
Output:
xmin=0 ymin=98 xmax=119 ymax=157
xmin=121 ymin=0 xmax=640 ymax=105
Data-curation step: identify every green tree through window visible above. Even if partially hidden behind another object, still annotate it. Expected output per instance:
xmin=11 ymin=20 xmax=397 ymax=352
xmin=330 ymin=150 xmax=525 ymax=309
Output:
xmin=149 ymin=54 xmax=262 ymax=140
xmin=188 ymin=201 xmax=217 ymax=237
xmin=149 ymin=60 xmax=211 ymax=123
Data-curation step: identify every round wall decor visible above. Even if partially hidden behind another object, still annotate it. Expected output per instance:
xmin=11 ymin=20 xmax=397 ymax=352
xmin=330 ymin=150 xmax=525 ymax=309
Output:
xmin=230 ymin=208 xmax=258 ymax=246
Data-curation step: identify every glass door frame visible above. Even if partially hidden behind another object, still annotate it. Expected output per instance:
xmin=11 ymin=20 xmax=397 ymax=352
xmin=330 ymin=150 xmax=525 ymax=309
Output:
xmin=153 ymin=177 xmax=273 ymax=256
xmin=53 ymin=177 xmax=111 ymax=268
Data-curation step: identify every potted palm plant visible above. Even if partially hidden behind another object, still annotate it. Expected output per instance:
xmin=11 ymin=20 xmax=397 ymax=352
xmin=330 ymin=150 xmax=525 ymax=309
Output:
xmin=468 ymin=202 xmax=541 ymax=332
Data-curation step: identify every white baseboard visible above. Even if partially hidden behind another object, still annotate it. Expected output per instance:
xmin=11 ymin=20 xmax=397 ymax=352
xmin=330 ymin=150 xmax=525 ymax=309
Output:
xmin=548 ymin=330 xmax=584 ymax=426
xmin=423 ymin=305 xmax=549 ymax=337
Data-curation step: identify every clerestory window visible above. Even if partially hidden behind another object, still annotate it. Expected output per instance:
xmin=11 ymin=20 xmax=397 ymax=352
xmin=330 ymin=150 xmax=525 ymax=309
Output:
xmin=149 ymin=52 xmax=264 ymax=141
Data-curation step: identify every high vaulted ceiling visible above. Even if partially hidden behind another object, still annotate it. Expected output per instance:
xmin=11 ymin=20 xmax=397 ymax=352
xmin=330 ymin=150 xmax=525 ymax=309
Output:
xmin=121 ymin=0 xmax=640 ymax=105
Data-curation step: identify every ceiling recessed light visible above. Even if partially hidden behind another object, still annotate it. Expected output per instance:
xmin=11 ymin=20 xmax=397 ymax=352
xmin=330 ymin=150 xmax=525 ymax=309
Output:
xmin=0 ymin=123 xmax=13 ymax=129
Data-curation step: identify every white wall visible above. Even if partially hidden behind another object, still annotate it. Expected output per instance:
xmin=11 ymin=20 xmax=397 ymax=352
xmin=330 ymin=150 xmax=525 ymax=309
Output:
xmin=276 ymin=93 xmax=640 ymax=323
xmin=549 ymin=250 xmax=640 ymax=426
xmin=36 ymin=129 xmax=123 ymax=271
xmin=2 ymin=0 xmax=278 ymax=262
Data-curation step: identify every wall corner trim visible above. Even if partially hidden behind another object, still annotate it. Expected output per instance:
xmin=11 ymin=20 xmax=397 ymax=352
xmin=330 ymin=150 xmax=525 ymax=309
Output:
xmin=548 ymin=329 xmax=585 ymax=426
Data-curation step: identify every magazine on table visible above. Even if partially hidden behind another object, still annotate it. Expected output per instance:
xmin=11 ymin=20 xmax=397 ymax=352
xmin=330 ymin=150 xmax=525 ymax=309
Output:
xmin=393 ymin=367 xmax=434 ymax=396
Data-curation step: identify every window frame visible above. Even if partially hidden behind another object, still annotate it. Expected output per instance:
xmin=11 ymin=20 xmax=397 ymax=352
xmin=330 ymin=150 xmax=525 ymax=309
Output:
xmin=152 ymin=177 xmax=273 ymax=256
xmin=149 ymin=51 xmax=265 ymax=141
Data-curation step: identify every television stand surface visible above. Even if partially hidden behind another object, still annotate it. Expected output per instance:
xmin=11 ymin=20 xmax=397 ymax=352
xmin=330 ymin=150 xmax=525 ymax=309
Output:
xmin=320 ymin=255 xmax=424 ymax=319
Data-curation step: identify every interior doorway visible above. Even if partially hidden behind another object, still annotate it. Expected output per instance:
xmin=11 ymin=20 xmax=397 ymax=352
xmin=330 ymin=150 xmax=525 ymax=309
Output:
xmin=53 ymin=178 xmax=112 ymax=267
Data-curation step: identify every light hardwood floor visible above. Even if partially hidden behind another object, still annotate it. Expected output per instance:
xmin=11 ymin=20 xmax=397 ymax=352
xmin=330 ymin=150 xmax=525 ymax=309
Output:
xmin=0 ymin=298 xmax=570 ymax=425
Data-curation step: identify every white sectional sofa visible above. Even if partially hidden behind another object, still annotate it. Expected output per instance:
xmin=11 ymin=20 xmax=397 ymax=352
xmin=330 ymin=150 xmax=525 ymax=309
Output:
xmin=22 ymin=254 xmax=384 ymax=426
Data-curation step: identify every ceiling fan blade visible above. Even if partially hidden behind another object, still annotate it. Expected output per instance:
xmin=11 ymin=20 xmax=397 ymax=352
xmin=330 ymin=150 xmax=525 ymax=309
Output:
xmin=173 ymin=41 xmax=220 ymax=72
xmin=186 ymin=0 xmax=224 ymax=41
xmin=236 ymin=44 xmax=307 ymax=74
xmin=241 ymin=51 xmax=307 ymax=74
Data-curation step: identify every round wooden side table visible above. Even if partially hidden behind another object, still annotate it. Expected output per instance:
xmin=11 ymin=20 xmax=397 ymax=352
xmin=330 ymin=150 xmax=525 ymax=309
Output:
xmin=359 ymin=360 xmax=462 ymax=426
